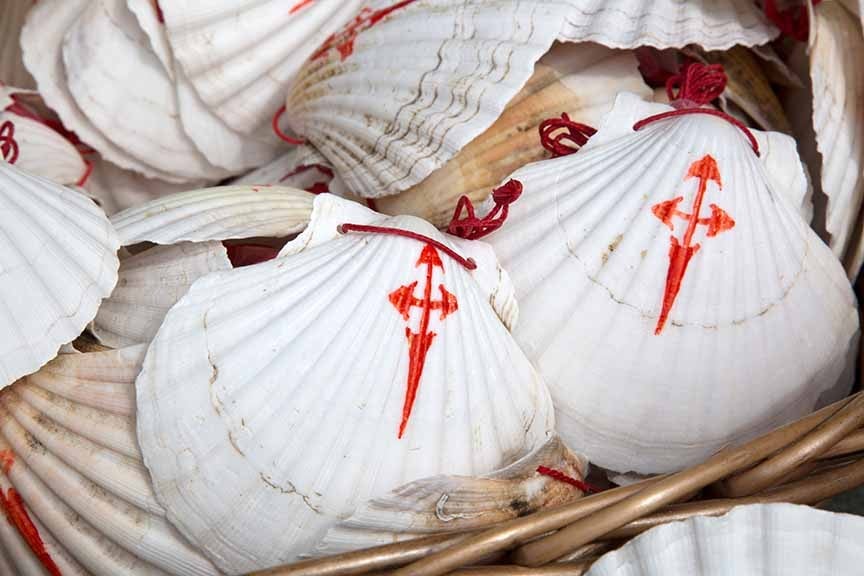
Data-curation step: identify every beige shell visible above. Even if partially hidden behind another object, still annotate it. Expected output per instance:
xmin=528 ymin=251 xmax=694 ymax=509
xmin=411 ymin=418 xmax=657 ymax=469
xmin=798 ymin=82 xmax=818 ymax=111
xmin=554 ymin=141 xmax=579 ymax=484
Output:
xmin=315 ymin=435 xmax=588 ymax=556
xmin=376 ymin=42 xmax=652 ymax=227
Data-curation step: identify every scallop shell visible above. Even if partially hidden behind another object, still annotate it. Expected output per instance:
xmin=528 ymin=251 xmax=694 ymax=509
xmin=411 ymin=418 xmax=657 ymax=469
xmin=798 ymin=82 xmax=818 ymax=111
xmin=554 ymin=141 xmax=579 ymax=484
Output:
xmin=0 ymin=163 xmax=120 ymax=391
xmin=0 ymin=0 xmax=36 ymax=89
xmin=0 ymin=346 xmax=221 ymax=575
xmin=316 ymin=435 xmax=587 ymax=556
xmin=808 ymin=1 xmax=864 ymax=278
xmin=91 ymin=242 xmax=233 ymax=348
xmin=560 ymin=0 xmax=780 ymax=50
xmin=61 ymin=0 xmax=233 ymax=182
xmin=485 ymin=92 xmax=859 ymax=474
xmin=286 ymin=0 xmax=572 ymax=199
xmin=160 ymin=0 xmax=366 ymax=135
xmin=21 ymin=0 xmax=189 ymax=183
xmin=586 ymin=503 xmax=864 ymax=576
xmin=135 ymin=193 xmax=552 ymax=571
xmin=0 ymin=93 xmax=88 ymax=186
xmin=375 ymin=41 xmax=653 ymax=228
xmin=110 ymin=185 xmax=315 ymax=246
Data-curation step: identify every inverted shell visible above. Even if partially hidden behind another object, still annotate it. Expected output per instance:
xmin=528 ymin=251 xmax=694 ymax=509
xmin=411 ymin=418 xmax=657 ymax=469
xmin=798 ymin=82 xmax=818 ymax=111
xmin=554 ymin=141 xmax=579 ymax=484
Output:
xmin=0 ymin=164 xmax=119 ymax=390
xmin=0 ymin=347 xmax=220 ymax=575
xmin=560 ymin=0 xmax=779 ymax=50
xmin=587 ymin=503 xmax=864 ymax=575
xmin=286 ymin=0 xmax=572 ymax=199
xmin=486 ymin=93 xmax=859 ymax=474
xmin=110 ymin=185 xmax=315 ymax=246
xmin=135 ymin=194 xmax=552 ymax=571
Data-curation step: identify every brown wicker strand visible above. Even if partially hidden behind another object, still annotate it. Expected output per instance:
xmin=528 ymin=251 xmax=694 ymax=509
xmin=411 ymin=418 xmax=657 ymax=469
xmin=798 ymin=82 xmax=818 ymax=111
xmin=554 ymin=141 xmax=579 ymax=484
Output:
xmin=713 ymin=394 xmax=864 ymax=497
xmin=391 ymin=393 xmax=855 ymax=575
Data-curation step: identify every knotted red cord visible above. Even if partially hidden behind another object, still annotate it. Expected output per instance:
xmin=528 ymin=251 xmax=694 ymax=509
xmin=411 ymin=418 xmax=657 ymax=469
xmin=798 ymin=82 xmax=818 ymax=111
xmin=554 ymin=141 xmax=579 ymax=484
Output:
xmin=272 ymin=105 xmax=306 ymax=145
xmin=338 ymin=223 xmax=477 ymax=270
xmin=447 ymin=179 xmax=523 ymax=240
xmin=634 ymin=62 xmax=760 ymax=157
xmin=536 ymin=466 xmax=599 ymax=494
xmin=0 ymin=120 xmax=19 ymax=164
xmin=538 ymin=113 xmax=597 ymax=157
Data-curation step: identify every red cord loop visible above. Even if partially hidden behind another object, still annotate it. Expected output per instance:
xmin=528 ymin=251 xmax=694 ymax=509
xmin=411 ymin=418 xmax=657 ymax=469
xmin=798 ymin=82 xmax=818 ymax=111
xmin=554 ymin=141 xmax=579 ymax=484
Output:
xmin=0 ymin=120 xmax=19 ymax=164
xmin=447 ymin=179 xmax=523 ymax=241
xmin=536 ymin=466 xmax=598 ymax=494
xmin=634 ymin=63 xmax=760 ymax=157
xmin=338 ymin=223 xmax=477 ymax=270
xmin=538 ymin=113 xmax=597 ymax=158
xmin=665 ymin=63 xmax=727 ymax=106
xmin=272 ymin=105 xmax=306 ymax=145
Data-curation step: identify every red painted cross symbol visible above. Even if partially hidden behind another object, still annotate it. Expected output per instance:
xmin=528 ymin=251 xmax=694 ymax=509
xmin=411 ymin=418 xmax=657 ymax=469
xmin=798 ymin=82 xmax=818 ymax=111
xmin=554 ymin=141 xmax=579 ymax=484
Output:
xmin=312 ymin=0 xmax=418 ymax=61
xmin=0 ymin=120 xmax=19 ymax=164
xmin=651 ymin=154 xmax=735 ymax=335
xmin=389 ymin=243 xmax=458 ymax=438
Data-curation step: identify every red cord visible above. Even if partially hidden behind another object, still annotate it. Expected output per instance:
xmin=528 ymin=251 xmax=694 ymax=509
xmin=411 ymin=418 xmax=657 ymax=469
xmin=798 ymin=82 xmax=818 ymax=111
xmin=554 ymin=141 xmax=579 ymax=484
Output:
xmin=538 ymin=113 xmax=596 ymax=158
xmin=272 ymin=105 xmax=306 ymax=145
xmin=634 ymin=63 xmax=760 ymax=157
xmin=338 ymin=223 xmax=477 ymax=270
xmin=536 ymin=466 xmax=598 ymax=494
xmin=447 ymin=179 xmax=523 ymax=240
xmin=764 ymin=0 xmax=822 ymax=41
xmin=0 ymin=120 xmax=19 ymax=164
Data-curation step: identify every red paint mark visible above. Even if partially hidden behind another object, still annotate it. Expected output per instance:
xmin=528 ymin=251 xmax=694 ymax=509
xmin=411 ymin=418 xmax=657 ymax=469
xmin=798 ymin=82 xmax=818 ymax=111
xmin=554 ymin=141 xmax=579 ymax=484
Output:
xmin=152 ymin=0 xmax=164 ymax=23
xmin=538 ymin=114 xmax=596 ymax=158
xmin=0 ymin=120 xmax=19 ymax=164
xmin=0 ymin=488 xmax=61 ymax=576
xmin=389 ymin=244 xmax=458 ymax=438
xmin=0 ymin=450 xmax=13 ymax=475
xmin=652 ymin=155 xmax=734 ymax=335
xmin=223 ymin=243 xmax=280 ymax=268
xmin=536 ymin=466 xmax=598 ymax=494
xmin=279 ymin=163 xmax=334 ymax=195
xmin=312 ymin=0 xmax=418 ymax=61
xmin=289 ymin=0 xmax=314 ymax=14
xmin=448 ymin=179 xmax=523 ymax=240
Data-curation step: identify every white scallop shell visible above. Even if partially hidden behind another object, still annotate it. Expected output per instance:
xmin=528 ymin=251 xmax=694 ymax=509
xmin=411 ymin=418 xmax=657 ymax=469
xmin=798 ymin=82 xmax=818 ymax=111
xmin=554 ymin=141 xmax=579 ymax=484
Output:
xmin=0 ymin=164 xmax=120 ymax=391
xmin=0 ymin=346 xmax=221 ymax=575
xmin=61 ymin=0 xmax=232 ymax=182
xmin=0 ymin=0 xmax=36 ymax=89
xmin=81 ymin=156 xmax=205 ymax=217
xmin=560 ymin=0 xmax=780 ymax=50
xmin=232 ymin=145 xmax=341 ymax=192
xmin=92 ymin=242 xmax=233 ymax=348
xmin=0 ymin=105 xmax=88 ymax=187
xmin=286 ymin=0 xmax=572 ymax=199
xmin=375 ymin=41 xmax=653 ymax=227
xmin=21 ymin=0 xmax=186 ymax=183
xmin=160 ymin=0 xmax=366 ymax=135
xmin=110 ymin=185 xmax=315 ymax=246
xmin=135 ymin=194 xmax=552 ymax=572
xmin=808 ymin=1 xmax=864 ymax=278
xmin=485 ymin=93 xmax=859 ymax=474
xmin=586 ymin=503 xmax=864 ymax=576
xmin=316 ymin=435 xmax=587 ymax=556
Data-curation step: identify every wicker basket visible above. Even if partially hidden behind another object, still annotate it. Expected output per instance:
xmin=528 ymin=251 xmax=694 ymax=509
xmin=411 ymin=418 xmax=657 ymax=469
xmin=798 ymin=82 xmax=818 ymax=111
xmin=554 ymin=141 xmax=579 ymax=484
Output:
xmin=252 ymin=314 xmax=864 ymax=576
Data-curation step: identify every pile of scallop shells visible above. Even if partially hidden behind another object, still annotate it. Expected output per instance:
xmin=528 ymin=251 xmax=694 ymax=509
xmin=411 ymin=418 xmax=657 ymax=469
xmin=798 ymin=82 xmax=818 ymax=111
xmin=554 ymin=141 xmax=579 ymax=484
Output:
xmin=0 ymin=0 xmax=863 ymax=574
